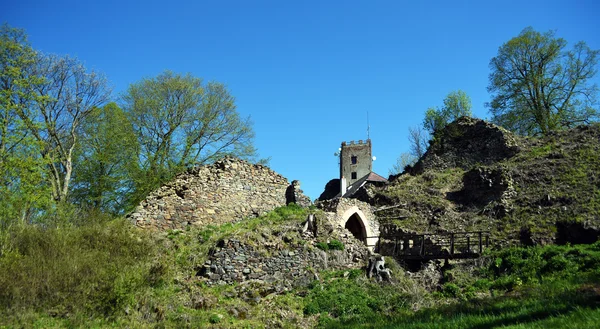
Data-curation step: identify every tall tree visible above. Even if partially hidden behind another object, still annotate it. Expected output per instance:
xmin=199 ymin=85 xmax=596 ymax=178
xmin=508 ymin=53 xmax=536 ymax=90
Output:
xmin=14 ymin=54 xmax=111 ymax=203
xmin=122 ymin=71 xmax=256 ymax=197
xmin=423 ymin=90 xmax=472 ymax=134
xmin=487 ymin=27 xmax=599 ymax=135
xmin=0 ymin=24 xmax=52 ymax=226
xmin=70 ymin=103 xmax=139 ymax=214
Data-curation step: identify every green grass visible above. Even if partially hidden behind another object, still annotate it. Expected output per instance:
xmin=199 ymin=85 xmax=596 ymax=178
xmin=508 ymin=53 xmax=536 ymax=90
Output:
xmin=322 ymin=280 xmax=600 ymax=328
xmin=316 ymin=239 xmax=345 ymax=251
xmin=377 ymin=167 xmax=468 ymax=231
xmin=312 ymin=242 xmax=600 ymax=328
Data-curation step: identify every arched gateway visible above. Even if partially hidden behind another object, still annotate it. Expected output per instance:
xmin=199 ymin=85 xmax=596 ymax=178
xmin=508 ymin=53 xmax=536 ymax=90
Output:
xmin=318 ymin=198 xmax=380 ymax=250
xmin=340 ymin=205 xmax=378 ymax=250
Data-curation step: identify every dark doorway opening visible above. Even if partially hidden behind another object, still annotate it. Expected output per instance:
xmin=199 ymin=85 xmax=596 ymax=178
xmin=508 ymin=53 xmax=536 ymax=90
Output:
xmin=345 ymin=213 xmax=367 ymax=243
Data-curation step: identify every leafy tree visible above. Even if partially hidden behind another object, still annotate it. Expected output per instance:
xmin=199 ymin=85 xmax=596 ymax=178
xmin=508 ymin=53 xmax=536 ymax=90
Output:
xmin=122 ymin=71 xmax=256 ymax=198
xmin=14 ymin=54 xmax=111 ymax=203
xmin=70 ymin=103 xmax=139 ymax=214
xmin=394 ymin=91 xmax=471 ymax=175
xmin=487 ymin=27 xmax=599 ymax=135
xmin=0 ymin=24 xmax=52 ymax=226
xmin=423 ymin=90 xmax=472 ymax=134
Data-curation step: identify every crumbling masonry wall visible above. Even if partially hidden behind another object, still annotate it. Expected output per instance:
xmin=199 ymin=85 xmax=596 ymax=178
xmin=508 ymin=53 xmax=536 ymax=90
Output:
xmin=201 ymin=233 xmax=370 ymax=292
xmin=130 ymin=157 xmax=309 ymax=230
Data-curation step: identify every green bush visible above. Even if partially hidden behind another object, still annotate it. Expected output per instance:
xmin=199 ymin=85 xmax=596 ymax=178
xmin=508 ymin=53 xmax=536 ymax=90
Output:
xmin=473 ymin=278 xmax=492 ymax=290
xmin=442 ymin=283 xmax=461 ymax=298
xmin=316 ymin=242 xmax=329 ymax=251
xmin=316 ymin=240 xmax=345 ymax=251
xmin=328 ymin=240 xmax=345 ymax=251
xmin=209 ymin=313 xmax=222 ymax=324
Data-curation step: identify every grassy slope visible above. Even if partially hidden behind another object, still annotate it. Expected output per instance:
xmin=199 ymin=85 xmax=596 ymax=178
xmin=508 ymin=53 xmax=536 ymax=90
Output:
xmin=0 ymin=205 xmax=319 ymax=328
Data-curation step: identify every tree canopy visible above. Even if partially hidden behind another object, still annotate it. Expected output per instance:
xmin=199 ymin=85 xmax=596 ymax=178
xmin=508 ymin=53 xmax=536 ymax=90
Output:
xmin=487 ymin=27 xmax=599 ymax=136
xmin=122 ymin=71 xmax=256 ymax=199
xmin=70 ymin=103 xmax=139 ymax=214
xmin=391 ymin=90 xmax=472 ymax=175
xmin=423 ymin=90 xmax=472 ymax=134
xmin=0 ymin=25 xmax=52 ymax=225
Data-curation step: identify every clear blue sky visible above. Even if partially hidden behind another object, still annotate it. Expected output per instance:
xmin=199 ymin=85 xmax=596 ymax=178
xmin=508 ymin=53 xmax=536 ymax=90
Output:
xmin=3 ymin=0 xmax=599 ymax=200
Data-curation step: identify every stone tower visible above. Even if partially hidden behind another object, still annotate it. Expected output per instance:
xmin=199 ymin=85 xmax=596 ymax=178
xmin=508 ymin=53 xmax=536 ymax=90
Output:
xmin=339 ymin=139 xmax=372 ymax=186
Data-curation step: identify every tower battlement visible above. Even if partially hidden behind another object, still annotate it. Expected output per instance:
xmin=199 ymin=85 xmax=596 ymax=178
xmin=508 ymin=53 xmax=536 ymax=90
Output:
xmin=339 ymin=139 xmax=372 ymax=185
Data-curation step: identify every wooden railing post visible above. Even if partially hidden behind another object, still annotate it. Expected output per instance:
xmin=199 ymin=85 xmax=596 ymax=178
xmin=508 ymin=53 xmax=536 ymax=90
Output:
xmin=478 ymin=232 xmax=483 ymax=254
xmin=450 ymin=233 xmax=454 ymax=256
xmin=466 ymin=236 xmax=471 ymax=253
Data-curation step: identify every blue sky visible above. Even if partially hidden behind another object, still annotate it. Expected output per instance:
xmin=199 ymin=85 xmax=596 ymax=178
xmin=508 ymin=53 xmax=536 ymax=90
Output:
xmin=3 ymin=0 xmax=599 ymax=199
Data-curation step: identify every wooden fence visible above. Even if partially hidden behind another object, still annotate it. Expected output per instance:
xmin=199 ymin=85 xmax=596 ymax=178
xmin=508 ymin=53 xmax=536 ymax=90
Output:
xmin=368 ymin=231 xmax=491 ymax=260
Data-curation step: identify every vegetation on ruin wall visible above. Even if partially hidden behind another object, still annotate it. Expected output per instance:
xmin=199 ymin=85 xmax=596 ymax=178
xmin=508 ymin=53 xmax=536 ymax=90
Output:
xmin=497 ymin=124 xmax=600 ymax=243
xmin=376 ymin=123 xmax=600 ymax=244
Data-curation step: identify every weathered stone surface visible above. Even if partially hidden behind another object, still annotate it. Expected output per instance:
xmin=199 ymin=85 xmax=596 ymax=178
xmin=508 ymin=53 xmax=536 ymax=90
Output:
xmin=128 ymin=157 xmax=310 ymax=230
xmin=409 ymin=117 xmax=520 ymax=175
xmin=286 ymin=180 xmax=312 ymax=208
xmin=317 ymin=198 xmax=380 ymax=248
xmin=446 ymin=166 xmax=517 ymax=218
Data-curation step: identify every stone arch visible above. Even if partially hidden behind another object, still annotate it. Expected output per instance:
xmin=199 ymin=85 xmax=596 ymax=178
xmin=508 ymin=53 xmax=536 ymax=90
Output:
xmin=345 ymin=213 xmax=367 ymax=243
xmin=340 ymin=206 xmax=377 ymax=249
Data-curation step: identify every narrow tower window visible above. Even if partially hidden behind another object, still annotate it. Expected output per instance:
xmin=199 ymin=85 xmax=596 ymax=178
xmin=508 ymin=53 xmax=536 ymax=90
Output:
xmin=351 ymin=156 xmax=357 ymax=164
xmin=351 ymin=172 xmax=357 ymax=179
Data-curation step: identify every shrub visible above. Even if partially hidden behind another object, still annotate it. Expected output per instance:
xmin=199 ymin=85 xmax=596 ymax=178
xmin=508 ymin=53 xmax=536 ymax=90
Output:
xmin=316 ymin=240 xmax=345 ymax=251
xmin=328 ymin=240 xmax=345 ymax=251
xmin=442 ymin=283 xmax=461 ymax=298
xmin=209 ymin=314 xmax=222 ymax=324
xmin=473 ymin=278 xmax=492 ymax=290
xmin=316 ymin=242 xmax=329 ymax=251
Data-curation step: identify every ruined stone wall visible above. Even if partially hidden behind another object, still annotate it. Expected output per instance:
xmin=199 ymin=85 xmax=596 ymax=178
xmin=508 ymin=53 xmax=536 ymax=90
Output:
xmin=201 ymin=230 xmax=370 ymax=293
xmin=130 ymin=157 xmax=308 ymax=230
